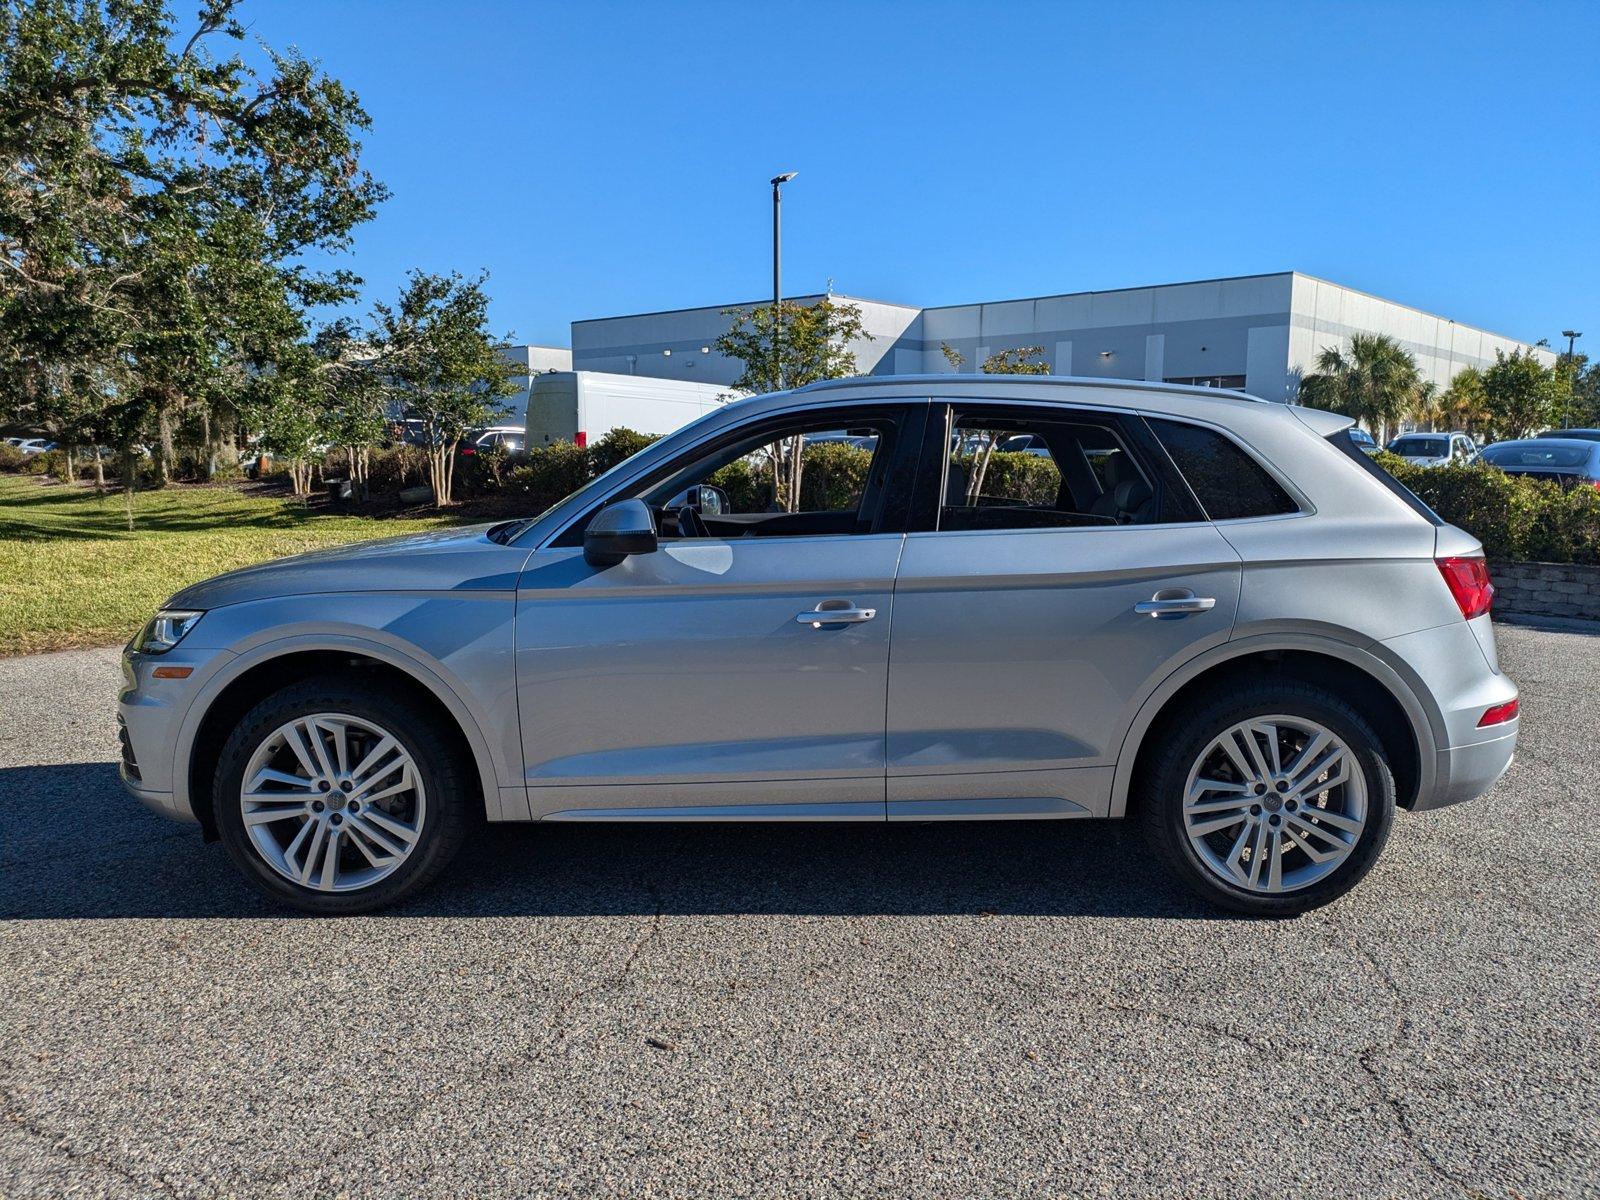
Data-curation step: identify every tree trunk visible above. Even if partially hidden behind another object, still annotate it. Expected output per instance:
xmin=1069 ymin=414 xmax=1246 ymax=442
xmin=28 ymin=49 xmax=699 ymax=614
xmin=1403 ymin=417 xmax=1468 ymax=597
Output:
xmin=785 ymin=433 xmax=805 ymax=512
xmin=93 ymin=446 xmax=106 ymax=492
xmin=155 ymin=402 xmax=174 ymax=486
xmin=63 ymin=446 xmax=77 ymax=484
xmin=119 ymin=443 xmax=138 ymax=531
xmin=968 ymin=438 xmax=998 ymax=504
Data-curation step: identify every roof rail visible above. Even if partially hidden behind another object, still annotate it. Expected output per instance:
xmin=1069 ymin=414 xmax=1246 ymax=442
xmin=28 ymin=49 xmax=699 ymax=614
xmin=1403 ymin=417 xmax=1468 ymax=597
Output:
xmin=791 ymin=373 xmax=1273 ymax=403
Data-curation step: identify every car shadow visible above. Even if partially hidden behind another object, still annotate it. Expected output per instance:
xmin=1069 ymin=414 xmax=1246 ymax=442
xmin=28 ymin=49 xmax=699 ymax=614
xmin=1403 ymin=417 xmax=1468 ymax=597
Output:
xmin=0 ymin=762 xmax=1228 ymax=921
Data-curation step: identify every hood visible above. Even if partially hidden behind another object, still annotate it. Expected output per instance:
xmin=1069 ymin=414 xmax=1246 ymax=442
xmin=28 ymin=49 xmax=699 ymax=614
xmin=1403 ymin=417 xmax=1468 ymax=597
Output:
xmin=167 ymin=522 xmax=532 ymax=611
xmin=1397 ymin=453 xmax=1446 ymax=465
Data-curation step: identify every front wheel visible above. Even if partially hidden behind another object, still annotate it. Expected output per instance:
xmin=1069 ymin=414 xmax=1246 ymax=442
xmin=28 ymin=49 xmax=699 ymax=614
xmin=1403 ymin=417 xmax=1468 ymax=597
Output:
xmin=1138 ymin=681 xmax=1396 ymax=917
xmin=213 ymin=677 xmax=473 ymax=914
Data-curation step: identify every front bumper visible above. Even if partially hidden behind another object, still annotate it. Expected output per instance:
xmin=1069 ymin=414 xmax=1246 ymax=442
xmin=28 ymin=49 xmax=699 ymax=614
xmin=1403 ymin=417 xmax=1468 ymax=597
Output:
xmin=117 ymin=641 xmax=232 ymax=823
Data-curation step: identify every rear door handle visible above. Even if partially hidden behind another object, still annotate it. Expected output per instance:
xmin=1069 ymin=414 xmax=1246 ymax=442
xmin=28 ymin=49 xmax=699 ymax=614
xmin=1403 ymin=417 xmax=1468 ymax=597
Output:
xmin=797 ymin=603 xmax=877 ymax=627
xmin=1134 ymin=593 xmax=1216 ymax=619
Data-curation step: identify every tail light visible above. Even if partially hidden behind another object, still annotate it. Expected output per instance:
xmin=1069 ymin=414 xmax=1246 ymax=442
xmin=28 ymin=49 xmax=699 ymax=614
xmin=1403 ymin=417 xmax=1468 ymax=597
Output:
xmin=575 ymin=430 xmax=588 ymax=448
xmin=1478 ymin=698 xmax=1519 ymax=727
xmin=1436 ymin=556 xmax=1494 ymax=620
xmin=460 ymin=444 xmax=476 ymax=456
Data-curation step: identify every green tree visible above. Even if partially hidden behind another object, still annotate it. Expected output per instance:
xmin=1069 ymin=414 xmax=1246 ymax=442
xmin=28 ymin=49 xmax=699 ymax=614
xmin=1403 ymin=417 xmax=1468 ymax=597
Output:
xmin=0 ymin=0 xmax=385 ymax=501
xmin=1480 ymin=349 xmax=1563 ymax=441
xmin=369 ymin=271 xmax=519 ymax=506
xmin=982 ymin=346 xmax=1052 ymax=376
xmin=714 ymin=298 xmax=871 ymax=511
xmin=311 ymin=319 xmax=386 ymax=497
xmin=1297 ymin=333 xmax=1425 ymax=443
xmin=962 ymin=345 xmax=1054 ymax=501
xmin=940 ymin=342 xmax=965 ymax=371
xmin=1555 ymin=350 xmax=1597 ymax=429
xmin=1439 ymin=366 xmax=1490 ymax=434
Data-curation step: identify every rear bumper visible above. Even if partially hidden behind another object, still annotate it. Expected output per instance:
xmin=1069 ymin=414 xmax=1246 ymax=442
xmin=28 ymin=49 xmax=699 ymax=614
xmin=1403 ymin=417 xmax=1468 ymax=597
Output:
xmin=1416 ymin=726 xmax=1517 ymax=812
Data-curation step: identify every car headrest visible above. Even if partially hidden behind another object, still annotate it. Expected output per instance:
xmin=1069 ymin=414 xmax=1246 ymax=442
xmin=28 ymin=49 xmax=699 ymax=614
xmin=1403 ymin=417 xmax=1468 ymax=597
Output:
xmin=1114 ymin=478 xmax=1152 ymax=514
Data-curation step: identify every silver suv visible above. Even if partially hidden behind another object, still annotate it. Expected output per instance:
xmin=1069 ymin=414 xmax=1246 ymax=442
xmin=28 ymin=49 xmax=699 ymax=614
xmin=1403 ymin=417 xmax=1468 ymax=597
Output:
xmin=118 ymin=377 xmax=1519 ymax=916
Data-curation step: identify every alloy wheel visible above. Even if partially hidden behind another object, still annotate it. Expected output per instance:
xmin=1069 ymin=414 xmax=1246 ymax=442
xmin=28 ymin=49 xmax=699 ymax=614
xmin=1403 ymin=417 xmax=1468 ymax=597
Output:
xmin=239 ymin=713 xmax=427 ymax=893
xmin=1181 ymin=714 xmax=1367 ymax=895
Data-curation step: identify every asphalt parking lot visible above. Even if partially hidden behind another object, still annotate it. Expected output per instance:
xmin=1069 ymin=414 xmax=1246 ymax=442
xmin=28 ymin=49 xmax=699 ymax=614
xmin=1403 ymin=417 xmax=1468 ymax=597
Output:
xmin=1 ymin=622 xmax=1596 ymax=1199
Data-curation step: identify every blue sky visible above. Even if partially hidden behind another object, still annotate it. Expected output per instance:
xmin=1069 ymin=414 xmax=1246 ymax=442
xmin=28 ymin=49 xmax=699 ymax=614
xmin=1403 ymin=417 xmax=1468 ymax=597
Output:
xmin=242 ymin=1 xmax=1598 ymax=353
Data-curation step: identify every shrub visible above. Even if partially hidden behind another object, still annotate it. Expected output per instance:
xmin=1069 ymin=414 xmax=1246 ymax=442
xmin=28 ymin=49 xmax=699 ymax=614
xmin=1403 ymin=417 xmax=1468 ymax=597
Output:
xmin=979 ymin=451 xmax=1061 ymax=505
xmin=365 ymin=445 xmax=427 ymax=492
xmin=503 ymin=440 xmax=591 ymax=512
xmin=589 ymin=427 xmax=660 ymax=476
xmin=798 ymin=442 xmax=873 ymax=510
xmin=0 ymin=443 xmax=26 ymax=473
xmin=1380 ymin=454 xmax=1600 ymax=565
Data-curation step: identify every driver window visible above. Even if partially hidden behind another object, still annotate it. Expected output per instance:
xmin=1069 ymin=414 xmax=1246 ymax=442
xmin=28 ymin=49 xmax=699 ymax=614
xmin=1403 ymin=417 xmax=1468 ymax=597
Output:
xmin=644 ymin=418 xmax=893 ymax=540
xmin=942 ymin=410 xmax=1156 ymax=531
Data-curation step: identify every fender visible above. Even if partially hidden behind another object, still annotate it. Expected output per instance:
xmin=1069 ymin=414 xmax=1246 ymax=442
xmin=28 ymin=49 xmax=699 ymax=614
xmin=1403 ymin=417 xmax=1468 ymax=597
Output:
xmin=1107 ymin=630 xmax=1442 ymax=819
xmin=168 ymin=629 xmax=520 ymax=823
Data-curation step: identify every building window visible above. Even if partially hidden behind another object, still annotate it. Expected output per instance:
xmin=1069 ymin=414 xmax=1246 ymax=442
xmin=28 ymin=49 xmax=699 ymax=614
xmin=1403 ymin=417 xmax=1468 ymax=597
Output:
xmin=1164 ymin=375 xmax=1247 ymax=390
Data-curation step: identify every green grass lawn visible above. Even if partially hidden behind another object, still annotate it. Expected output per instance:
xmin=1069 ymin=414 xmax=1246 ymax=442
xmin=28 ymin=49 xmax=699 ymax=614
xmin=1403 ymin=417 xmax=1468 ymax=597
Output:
xmin=0 ymin=475 xmax=466 ymax=655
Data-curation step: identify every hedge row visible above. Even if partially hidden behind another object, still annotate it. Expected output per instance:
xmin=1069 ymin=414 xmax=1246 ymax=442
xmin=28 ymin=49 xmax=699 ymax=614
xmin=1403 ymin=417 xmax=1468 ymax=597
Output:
xmin=1380 ymin=454 xmax=1600 ymax=565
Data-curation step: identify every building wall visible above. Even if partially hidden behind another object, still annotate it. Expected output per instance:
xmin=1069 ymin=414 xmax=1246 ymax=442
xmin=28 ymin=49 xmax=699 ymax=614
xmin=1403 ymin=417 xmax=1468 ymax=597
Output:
xmin=565 ymin=273 xmax=1552 ymax=404
xmin=572 ymin=295 xmax=919 ymax=385
xmin=1286 ymin=275 xmax=1556 ymax=400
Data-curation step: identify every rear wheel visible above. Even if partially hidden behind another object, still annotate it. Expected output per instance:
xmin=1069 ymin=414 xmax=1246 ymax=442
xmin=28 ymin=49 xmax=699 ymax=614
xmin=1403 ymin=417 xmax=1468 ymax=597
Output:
xmin=1138 ymin=681 xmax=1395 ymax=916
xmin=213 ymin=677 xmax=473 ymax=914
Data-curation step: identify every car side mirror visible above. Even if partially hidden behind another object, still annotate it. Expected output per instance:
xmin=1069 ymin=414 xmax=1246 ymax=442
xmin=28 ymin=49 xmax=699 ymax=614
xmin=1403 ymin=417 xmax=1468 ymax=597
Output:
xmin=584 ymin=499 xmax=658 ymax=567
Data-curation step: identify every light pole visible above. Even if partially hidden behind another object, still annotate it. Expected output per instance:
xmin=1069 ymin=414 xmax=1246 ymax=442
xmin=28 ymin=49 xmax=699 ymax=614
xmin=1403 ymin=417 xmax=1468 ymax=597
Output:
xmin=771 ymin=172 xmax=797 ymax=390
xmin=1562 ymin=330 xmax=1582 ymax=428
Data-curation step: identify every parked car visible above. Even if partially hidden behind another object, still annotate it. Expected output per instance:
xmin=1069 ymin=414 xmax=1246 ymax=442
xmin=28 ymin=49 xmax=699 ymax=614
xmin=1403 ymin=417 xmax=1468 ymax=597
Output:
xmin=458 ymin=426 xmax=526 ymax=457
xmin=1476 ymin=438 xmax=1600 ymax=488
xmin=1537 ymin=428 xmax=1600 ymax=443
xmin=1385 ymin=431 xmax=1476 ymax=467
xmin=1346 ymin=428 xmax=1380 ymax=455
xmin=119 ymin=376 xmax=1518 ymax=917
xmin=17 ymin=438 xmax=57 ymax=455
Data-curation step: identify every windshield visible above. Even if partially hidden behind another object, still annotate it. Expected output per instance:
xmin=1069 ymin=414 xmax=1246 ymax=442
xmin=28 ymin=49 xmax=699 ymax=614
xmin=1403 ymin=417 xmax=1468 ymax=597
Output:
xmin=1389 ymin=436 xmax=1448 ymax=457
xmin=1480 ymin=442 xmax=1592 ymax=468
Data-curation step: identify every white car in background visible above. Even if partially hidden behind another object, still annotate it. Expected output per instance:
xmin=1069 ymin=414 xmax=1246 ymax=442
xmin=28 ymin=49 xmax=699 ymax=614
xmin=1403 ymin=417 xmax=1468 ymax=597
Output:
xmin=1386 ymin=432 xmax=1476 ymax=467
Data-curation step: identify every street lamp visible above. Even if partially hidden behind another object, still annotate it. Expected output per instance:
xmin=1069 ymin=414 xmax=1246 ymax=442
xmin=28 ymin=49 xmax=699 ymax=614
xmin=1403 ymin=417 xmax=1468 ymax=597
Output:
xmin=771 ymin=172 xmax=797 ymax=390
xmin=1562 ymin=330 xmax=1582 ymax=428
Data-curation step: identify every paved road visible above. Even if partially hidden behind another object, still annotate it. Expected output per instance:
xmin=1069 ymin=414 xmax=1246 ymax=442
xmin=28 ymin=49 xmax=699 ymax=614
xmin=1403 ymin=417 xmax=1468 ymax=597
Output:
xmin=1 ymin=623 xmax=1596 ymax=1199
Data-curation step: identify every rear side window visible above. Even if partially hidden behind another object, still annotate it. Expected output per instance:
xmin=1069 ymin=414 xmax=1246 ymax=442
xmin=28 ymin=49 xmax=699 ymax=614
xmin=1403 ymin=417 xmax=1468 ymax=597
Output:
xmin=1147 ymin=418 xmax=1299 ymax=520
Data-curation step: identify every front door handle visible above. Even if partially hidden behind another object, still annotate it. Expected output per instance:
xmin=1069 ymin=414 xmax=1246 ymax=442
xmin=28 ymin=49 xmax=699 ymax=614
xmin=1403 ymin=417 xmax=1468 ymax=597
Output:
xmin=797 ymin=602 xmax=877 ymax=628
xmin=1134 ymin=592 xmax=1216 ymax=619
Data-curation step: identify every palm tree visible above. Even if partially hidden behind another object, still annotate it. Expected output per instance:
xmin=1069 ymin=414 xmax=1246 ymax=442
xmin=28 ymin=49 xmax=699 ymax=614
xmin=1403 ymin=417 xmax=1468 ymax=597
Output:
xmin=1298 ymin=334 xmax=1425 ymax=444
xmin=1437 ymin=366 xmax=1490 ymax=435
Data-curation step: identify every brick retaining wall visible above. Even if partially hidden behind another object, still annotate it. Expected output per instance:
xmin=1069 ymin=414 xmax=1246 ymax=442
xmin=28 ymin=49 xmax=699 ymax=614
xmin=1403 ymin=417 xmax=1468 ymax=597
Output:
xmin=1490 ymin=560 xmax=1600 ymax=622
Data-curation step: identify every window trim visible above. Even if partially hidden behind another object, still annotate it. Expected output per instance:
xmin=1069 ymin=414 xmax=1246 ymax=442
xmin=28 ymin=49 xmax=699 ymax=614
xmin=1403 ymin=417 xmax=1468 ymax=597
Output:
xmin=1141 ymin=412 xmax=1312 ymax=523
xmin=546 ymin=399 xmax=931 ymax=548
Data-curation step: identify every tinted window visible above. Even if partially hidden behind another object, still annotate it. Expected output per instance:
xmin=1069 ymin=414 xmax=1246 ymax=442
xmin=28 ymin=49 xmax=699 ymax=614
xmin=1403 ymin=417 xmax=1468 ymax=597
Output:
xmin=1390 ymin=436 xmax=1448 ymax=457
xmin=1147 ymin=418 xmax=1298 ymax=520
xmin=1481 ymin=442 xmax=1591 ymax=468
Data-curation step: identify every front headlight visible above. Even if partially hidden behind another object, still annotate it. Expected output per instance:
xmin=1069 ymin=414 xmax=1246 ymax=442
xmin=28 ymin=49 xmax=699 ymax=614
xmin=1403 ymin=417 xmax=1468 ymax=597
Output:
xmin=134 ymin=609 xmax=205 ymax=654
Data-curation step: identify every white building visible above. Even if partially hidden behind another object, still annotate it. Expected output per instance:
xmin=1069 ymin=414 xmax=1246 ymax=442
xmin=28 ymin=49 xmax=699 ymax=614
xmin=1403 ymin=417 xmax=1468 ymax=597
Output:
xmin=566 ymin=272 xmax=1554 ymax=402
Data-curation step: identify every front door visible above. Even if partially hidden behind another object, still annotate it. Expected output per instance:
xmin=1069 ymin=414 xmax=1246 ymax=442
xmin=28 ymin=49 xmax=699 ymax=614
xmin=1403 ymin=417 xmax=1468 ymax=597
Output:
xmin=884 ymin=400 xmax=1242 ymax=819
xmin=514 ymin=402 xmax=924 ymax=820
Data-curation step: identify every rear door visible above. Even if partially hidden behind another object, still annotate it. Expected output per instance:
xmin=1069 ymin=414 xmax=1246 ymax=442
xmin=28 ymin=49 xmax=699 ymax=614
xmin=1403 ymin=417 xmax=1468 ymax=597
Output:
xmin=884 ymin=400 xmax=1242 ymax=819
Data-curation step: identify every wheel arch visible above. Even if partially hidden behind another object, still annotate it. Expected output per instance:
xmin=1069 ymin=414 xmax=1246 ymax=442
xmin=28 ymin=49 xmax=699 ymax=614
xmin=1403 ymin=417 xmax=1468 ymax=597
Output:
xmin=1110 ymin=634 xmax=1439 ymax=819
xmin=178 ymin=637 xmax=505 ymax=838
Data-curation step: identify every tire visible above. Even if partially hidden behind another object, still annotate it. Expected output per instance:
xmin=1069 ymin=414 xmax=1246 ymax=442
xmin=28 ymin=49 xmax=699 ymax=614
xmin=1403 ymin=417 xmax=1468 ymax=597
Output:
xmin=213 ymin=676 xmax=475 ymax=914
xmin=1137 ymin=680 xmax=1396 ymax=917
